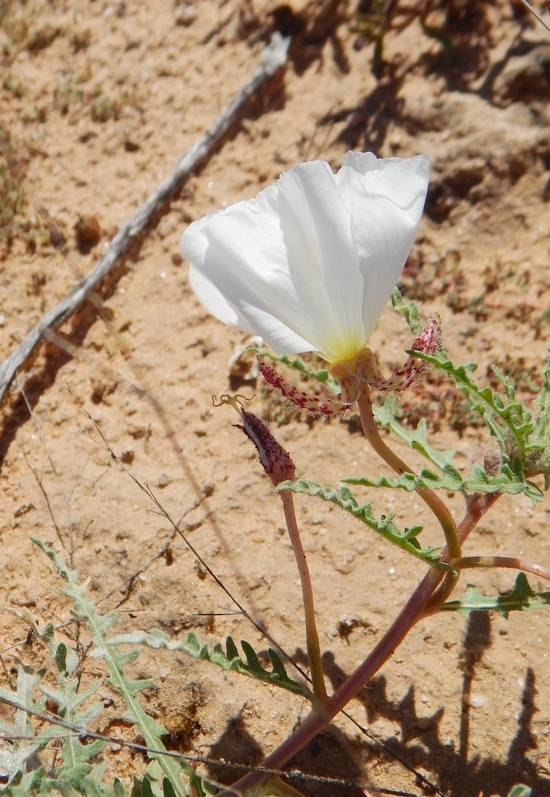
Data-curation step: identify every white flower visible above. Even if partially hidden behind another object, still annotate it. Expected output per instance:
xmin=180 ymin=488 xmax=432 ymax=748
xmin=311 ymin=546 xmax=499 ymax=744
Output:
xmin=180 ymin=152 xmax=430 ymax=365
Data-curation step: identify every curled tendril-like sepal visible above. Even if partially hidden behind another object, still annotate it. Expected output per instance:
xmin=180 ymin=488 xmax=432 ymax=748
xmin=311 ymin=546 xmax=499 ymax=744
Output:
xmin=257 ymin=317 xmax=442 ymax=414
xmin=258 ymin=358 xmax=350 ymax=417
xmin=366 ymin=316 xmax=442 ymax=393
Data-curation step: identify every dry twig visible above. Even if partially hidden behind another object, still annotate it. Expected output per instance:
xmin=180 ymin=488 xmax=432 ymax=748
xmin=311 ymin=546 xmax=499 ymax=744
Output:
xmin=0 ymin=33 xmax=290 ymax=404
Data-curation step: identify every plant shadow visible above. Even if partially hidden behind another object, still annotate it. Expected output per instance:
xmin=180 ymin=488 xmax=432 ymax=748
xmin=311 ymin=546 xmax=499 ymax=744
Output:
xmin=320 ymin=611 xmax=547 ymax=796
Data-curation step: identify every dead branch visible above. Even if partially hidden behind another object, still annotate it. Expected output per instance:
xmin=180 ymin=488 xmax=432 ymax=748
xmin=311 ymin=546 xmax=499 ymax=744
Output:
xmin=0 ymin=33 xmax=290 ymax=405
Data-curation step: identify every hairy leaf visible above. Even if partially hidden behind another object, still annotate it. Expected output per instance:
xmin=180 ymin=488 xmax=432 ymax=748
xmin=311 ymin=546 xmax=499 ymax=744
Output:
xmin=440 ymin=573 xmax=550 ymax=617
xmin=31 ymin=538 xmax=200 ymax=797
xmin=414 ymin=351 xmax=536 ymax=464
xmin=345 ymin=461 xmax=543 ymax=503
xmin=391 ymin=287 xmax=423 ymax=334
xmin=37 ymin=622 xmax=105 ymax=782
xmin=107 ymin=629 xmax=307 ymax=699
xmin=278 ymin=480 xmax=443 ymax=567
xmin=0 ymin=667 xmax=47 ymax=785
xmin=375 ymin=393 xmax=457 ymax=471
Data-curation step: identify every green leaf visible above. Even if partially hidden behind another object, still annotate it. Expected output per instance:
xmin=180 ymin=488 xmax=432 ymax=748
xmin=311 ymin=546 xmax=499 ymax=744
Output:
xmin=440 ymin=573 xmax=550 ymax=617
xmin=35 ymin=620 xmax=106 ymax=784
xmin=345 ymin=460 xmax=543 ymax=503
xmin=107 ymin=630 xmax=307 ymax=699
xmin=277 ymin=480 xmax=444 ymax=568
xmin=413 ymin=351 xmax=536 ymax=465
xmin=0 ymin=666 xmax=48 ymax=785
xmin=114 ymin=779 xmax=128 ymax=797
xmin=162 ymin=778 xmax=179 ymax=797
xmin=374 ymin=394 xmax=457 ymax=471
xmin=391 ymin=287 xmax=423 ymax=334
xmin=31 ymin=538 xmax=197 ymax=797
xmin=507 ymin=785 xmax=532 ymax=797
xmin=142 ymin=778 xmax=155 ymax=797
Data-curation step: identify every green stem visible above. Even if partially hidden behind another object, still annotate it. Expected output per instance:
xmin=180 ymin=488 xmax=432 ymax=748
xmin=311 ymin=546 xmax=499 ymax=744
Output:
xmin=280 ymin=490 xmax=328 ymax=708
xmin=357 ymin=384 xmax=461 ymax=561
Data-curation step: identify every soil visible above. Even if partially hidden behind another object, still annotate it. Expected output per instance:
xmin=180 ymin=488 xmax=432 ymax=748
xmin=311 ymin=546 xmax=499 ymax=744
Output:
xmin=0 ymin=1 xmax=550 ymax=795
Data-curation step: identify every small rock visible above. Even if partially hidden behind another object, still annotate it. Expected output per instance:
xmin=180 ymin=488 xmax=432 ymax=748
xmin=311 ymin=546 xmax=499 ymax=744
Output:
xmin=175 ymin=3 xmax=196 ymax=26
xmin=494 ymin=44 xmax=550 ymax=105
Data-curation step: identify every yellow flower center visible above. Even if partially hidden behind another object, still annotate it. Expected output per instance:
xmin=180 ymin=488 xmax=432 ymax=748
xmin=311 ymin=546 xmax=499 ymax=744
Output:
xmin=329 ymin=347 xmax=382 ymax=403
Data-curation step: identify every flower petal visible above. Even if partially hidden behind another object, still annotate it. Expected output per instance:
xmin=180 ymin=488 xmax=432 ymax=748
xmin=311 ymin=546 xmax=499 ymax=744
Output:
xmin=337 ymin=153 xmax=430 ymax=340
xmin=182 ymin=162 xmax=367 ymax=359
xmin=182 ymin=185 xmax=313 ymax=353
xmin=275 ymin=161 xmax=366 ymax=361
xmin=180 ymin=152 xmax=430 ymax=363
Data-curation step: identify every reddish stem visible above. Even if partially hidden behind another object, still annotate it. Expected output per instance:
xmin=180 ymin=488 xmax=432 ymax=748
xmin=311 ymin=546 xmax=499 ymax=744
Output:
xmin=225 ymin=491 xmax=498 ymax=796
xmin=454 ymin=555 xmax=550 ymax=582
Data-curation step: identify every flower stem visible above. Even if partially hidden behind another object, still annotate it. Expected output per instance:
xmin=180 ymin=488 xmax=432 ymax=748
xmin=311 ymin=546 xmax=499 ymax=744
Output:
xmin=280 ymin=489 xmax=328 ymax=708
xmin=357 ymin=384 xmax=461 ymax=561
xmin=223 ymin=565 xmax=443 ymax=797
xmin=224 ymin=494 xmax=498 ymax=795
xmin=454 ymin=555 xmax=550 ymax=582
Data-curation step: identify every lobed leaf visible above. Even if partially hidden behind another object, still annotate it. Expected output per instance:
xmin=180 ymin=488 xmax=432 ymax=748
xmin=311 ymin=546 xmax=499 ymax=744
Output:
xmin=344 ymin=461 xmax=543 ymax=503
xmin=374 ymin=393 xmax=457 ymax=471
xmin=107 ymin=629 xmax=307 ymax=699
xmin=413 ymin=351 xmax=537 ymax=465
xmin=0 ymin=667 xmax=47 ymax=785
xmin=36 ymin=622 xmax=105 ymax=781
xmin=31 ymin=538 xmax=200 ymax=797
xmin=278 ymin=480 xmax=443 ymax=567
xmin=440 ymin=573 xmax=550 ymax=617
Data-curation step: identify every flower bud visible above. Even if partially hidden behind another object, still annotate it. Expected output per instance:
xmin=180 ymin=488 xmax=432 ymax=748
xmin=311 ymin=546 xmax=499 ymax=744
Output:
xmin=236 ymin=408 xmax=296 ymax=487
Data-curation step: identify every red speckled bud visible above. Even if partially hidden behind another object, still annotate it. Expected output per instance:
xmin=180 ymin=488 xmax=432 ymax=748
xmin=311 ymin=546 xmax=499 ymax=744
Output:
xmin=236 ymin=409 xmax=296 ymax=486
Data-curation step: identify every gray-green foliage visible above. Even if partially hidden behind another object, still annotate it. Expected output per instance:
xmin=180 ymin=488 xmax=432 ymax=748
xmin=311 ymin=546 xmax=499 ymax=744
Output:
xmin=0 ymin=540 xmax=309 ymax=796
xmin=351 ymin=393 xmax=543 ymax=504
xmin=440 ymin=573 xmax=550 ymax=617
xmin=107 ymin=629 xmax=307 ymax=698
xmin=279 ymin=291 xmax=550 ymax=615
xmin=393 ymin=287 xmax=550 ymax=492
xmin=0 ymin=664 xmax=48 ymax=787
xmin=31 ymin=538 xmax=195 ymax=797
xmin=393 ymin=289 xmax=550 ymax=506
xmin=277 ymin=480 xmax=439 ymax=567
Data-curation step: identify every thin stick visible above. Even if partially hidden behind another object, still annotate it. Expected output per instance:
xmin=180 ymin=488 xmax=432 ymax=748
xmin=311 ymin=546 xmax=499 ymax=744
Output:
xmin=0 ymin=33 xmax=290 ymax=405
xmin=518 ymin=0 xmax=550 ymax=32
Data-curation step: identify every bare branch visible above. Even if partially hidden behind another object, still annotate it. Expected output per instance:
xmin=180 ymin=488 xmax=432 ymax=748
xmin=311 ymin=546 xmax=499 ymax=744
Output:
xmin=0 ymin=33 xmax=290 ymax=404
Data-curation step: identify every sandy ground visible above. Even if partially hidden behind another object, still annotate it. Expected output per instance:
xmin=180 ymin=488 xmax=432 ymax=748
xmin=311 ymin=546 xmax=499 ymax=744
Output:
xmin=1 ymin=0 xmax=550 ymax=795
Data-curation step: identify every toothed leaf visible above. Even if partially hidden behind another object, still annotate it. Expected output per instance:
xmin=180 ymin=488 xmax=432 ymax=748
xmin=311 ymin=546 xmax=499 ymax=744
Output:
xmin=277 ymin=480 xmax=444 ymax=567
xmin=413 ymin=351 xmax=537 ymax=465
xmin=32 ymin=539 xmax=197 ymax=797
xmin=107 ymin=630 xmax=307 ymax=698
xmin=345 ymin=461 xmax=543 ymax=503
xmin=374 ymin=393 xmax=457 ymax=471
xmin=440 ymin=573 xmax=550 ymax=617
